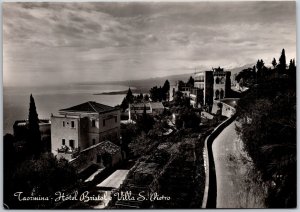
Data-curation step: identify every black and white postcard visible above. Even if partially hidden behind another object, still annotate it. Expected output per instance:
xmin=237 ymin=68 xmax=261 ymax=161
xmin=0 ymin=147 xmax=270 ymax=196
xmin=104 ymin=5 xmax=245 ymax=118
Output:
xmin=3 ymin=1 xmax=296 ymax=209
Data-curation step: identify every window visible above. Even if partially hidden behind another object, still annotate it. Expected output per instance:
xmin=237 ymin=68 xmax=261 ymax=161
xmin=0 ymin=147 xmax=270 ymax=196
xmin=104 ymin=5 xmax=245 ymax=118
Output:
xmin=103 ymin=119 xmax=106 ymax=127
xmin=215 ymin=90 xmax=220 ymax=99
xmin=215 ymin=77 xmax=220 ymax=84
xmin=220 ymin=89 xmax=224 ymax=99
xmin=200 ymin=76 xmax=204 ymax=82
xmin=92 ymin=120 xmax=96 ymax=127
xmin=62 ymin=139 xmax=65 ymax=145
xmin=115 ymin=116 xmax=117 ymax=123
xmin=71 ymin=121 xmax=75 ymax=128
xmin=63 ymin=121 xmax=65 ymax=127
xmin=69 ymin=140 xmax=75 ymax=149
xmin=92 ymin=139 xmax=96 ymax=145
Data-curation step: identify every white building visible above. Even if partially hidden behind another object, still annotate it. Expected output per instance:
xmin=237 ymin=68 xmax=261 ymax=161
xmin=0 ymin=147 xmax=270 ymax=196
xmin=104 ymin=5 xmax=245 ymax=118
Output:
xmin=51 ymin=101 xmax=120 ymax=160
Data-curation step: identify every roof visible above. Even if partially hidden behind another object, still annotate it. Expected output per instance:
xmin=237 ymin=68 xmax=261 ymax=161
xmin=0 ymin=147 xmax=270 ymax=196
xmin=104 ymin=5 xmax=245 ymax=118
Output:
xmin=131 ymin=102 xmax=151 ymax=108
xmin=60 ymin=101 xmax=116 ymax=113
xmin=201 ymin=111 xmax=214 ymax=120
xmin=81 ymin=140 xmax=121 ymax=155
xmin=150 ymin=102 xmax=164 ymax=109
xmin=131 ymin=103 xmax=151 ymax=114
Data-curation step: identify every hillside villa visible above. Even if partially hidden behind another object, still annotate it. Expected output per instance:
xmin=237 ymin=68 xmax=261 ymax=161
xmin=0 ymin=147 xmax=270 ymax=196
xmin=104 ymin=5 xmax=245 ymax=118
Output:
xmin=51 ymin=101 xmax=121 ymax=161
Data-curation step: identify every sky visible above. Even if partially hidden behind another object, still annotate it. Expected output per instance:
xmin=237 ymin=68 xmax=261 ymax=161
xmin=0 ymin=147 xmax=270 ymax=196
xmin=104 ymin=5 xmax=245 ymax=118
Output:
xmin=3 ymin=1 xmax=296 ymax=87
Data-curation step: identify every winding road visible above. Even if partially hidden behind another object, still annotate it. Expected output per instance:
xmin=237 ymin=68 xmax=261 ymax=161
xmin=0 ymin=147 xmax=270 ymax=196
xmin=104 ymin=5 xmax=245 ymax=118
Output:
xmin=212 ymin=121 xmax=267 ymax=208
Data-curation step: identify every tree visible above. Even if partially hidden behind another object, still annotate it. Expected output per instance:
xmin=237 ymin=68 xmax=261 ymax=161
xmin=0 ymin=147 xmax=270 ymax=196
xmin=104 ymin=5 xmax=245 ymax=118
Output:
xmin=256 ymin=59 xmax=265 ymax=80
xmin=272 ymin=58 xmax=277 ymax=68
xmin=144 ymin=94 xmax=150 ymax=101
xmin=289 ymin=59 xmax=296 ymax=72
xmin=150 ymin=86 xmax=159 ymax=102
xmin=125 ymin=88 xmax=134 ymax=104
xmin=120 ymin=97 xmax=129 ymax=112
xmin=136 ymin=105 xmax=154 ymax=133
xmin=149 ymin=86 xmax=164 ymax=102
xmin=177 ymin=80 xmax=185 ymax=91
xmin=139 ymin=93 xmax=144 ymax=100
xmin=8 ymin=153 xmax=79 ymax=209
xmin=187 ymin=76 xmax=194 ymax=87
xmin=256 ymin=59 xmax=264 ymax=72
xmin=120 ymin=123 xmax=139 ymax=156
xmin=128 ymin=132 xmax=155 ymax=157
xmin=28 ymin=94 xmax=42 ymax=157
xmin=235 ymin=67 xmax=256 ymax=87
xmin=162 ymin=80 xmax=170 ymax=101
xmin=3 ymin=134 xmax=16 ymax=207
xmin=121 ymin=99 xmax=128 ymax=111
xmin=236 ymin=77 xmax=296 ymax=208
xmin=175 ymin=108 xmax=200 ymax=129
xmin=278 ymin=48 xmax=287 ymax=72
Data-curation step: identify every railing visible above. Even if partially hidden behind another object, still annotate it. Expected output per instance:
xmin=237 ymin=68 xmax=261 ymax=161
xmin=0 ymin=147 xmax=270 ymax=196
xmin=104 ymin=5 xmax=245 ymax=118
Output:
xmin=57 ymin=147 xmax=80 ymax=158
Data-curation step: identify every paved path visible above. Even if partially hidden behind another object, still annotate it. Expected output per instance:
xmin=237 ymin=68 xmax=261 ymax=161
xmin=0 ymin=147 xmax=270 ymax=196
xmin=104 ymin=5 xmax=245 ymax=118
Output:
xmin=97 ymin=169 xmax=129 ymax=189
xmin=85 ymin=168 xmax=105 ymax=183
xmin=212 ymin=121 xmax=267 ymax=208
xmin=94 ymin=169 xmax=130 ymax=208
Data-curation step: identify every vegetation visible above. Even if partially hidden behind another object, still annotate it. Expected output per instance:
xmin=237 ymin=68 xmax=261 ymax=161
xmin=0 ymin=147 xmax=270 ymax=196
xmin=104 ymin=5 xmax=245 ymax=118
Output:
xmin=3 ymin=150 xmax=80 ymax=209
xmin=186 ymin=76 xmax=194 ymax=87
xmin=120 ymin=88 xmax=153 ymax=111
xmin=236 ymin=49 xmax=296 ymax=208
xmin=4 ymin=94 xmax=81 ymax=209
xmin=149 ymin=80 xmax=170 ymax=102
xmin=120 ymin=88 xmax=134 ymax=111
xmin=174 ymin=107 xmax=201 ymax=129
xmin=28 ymin=94 xmax=42 ymax=157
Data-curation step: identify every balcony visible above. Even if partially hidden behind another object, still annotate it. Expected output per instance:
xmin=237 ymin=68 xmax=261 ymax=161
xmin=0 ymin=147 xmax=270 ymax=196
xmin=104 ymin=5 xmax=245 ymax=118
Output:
xmin=57 ymin=146 xmax=80 ymax=160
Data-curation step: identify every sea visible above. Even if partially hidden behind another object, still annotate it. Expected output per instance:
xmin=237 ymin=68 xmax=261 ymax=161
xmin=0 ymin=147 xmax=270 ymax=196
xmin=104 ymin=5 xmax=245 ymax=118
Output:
xmin=3 ymin=84 xmax=129 ymax=134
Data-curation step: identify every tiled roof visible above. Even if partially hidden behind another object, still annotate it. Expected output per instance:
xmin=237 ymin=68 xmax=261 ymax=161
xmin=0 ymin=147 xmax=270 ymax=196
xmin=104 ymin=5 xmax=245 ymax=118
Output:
xmin=131 ymin=102 xmax=151 ymax=108
xmin=150 ymin=102 xmax=164 ymax=109
xmin=81 ymin=140 xmax=120 ymax=155
xmin=60 ymin=101 xmax=116 ymax=113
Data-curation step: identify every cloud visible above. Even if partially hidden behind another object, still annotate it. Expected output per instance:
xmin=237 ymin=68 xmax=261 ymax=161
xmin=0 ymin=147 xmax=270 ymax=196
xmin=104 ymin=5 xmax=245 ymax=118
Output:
xmin=3 ymin=2 xmax=296 ymax=87
xmin=169 ymin=33 xmax=190 ymax=46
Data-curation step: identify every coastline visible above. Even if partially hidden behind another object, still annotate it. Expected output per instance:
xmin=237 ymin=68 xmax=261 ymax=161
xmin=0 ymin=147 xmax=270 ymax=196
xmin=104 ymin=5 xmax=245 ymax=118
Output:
xmin=93 ymin=89 xmax=142 ymax=95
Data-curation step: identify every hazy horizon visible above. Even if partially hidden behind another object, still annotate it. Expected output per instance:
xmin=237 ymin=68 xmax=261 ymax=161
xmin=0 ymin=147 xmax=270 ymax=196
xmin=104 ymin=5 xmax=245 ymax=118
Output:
xmin=3 ymin=2 xmax=296 ymax=87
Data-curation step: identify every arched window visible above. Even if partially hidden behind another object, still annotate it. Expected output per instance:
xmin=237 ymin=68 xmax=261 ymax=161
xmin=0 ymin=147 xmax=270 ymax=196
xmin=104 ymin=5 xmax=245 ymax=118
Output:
xmin=220 ymin=77 xmax=225 ymax=84
xmin=220 ymin=89 xmax=224 ymax=99
xmin=215 ymin=90 xmax=220 ymax=99
xmin=215 ymin=77 xmax=220 ymax=84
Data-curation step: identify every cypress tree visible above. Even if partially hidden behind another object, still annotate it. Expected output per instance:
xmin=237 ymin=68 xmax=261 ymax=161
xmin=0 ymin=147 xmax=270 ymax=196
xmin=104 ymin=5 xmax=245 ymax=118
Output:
xmin=163 ymin=79 xmax=171 ymax=101
xmin=278 ymin=49 xmax=287 ymax=72
xmin=28 ymin=94 xmax=42 ymax=157
xmin=272 ymin=58 xmax=277 ymax=68
xmin=126 ymin=88 xmax=134 ymax=104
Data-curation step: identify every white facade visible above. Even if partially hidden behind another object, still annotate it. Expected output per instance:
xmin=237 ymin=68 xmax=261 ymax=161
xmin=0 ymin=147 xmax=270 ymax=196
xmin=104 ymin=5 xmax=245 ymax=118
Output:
xmin=51 ymin=101 xmax=120 ymax=160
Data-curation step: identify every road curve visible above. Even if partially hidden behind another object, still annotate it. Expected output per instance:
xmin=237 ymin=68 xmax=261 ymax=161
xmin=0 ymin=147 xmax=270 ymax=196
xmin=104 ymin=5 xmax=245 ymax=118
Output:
xmin=212 ymin=121 xmax=267 ymax=208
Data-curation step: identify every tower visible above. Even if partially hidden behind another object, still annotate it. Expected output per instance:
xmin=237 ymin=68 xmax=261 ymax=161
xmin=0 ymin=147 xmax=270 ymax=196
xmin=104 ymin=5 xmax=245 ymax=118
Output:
xmin=212 ymin=67 xmax=231 ymax=100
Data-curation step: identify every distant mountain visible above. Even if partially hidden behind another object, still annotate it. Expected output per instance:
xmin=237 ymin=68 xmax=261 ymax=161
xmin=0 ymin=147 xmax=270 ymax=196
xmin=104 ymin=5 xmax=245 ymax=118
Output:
xmin=95 ymin=73 xmax=195 ymax=93
xmin=227 ymin=64 xmax=255 ymax=76
xmin=88 ymin=64 xmax=254 ymax=93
